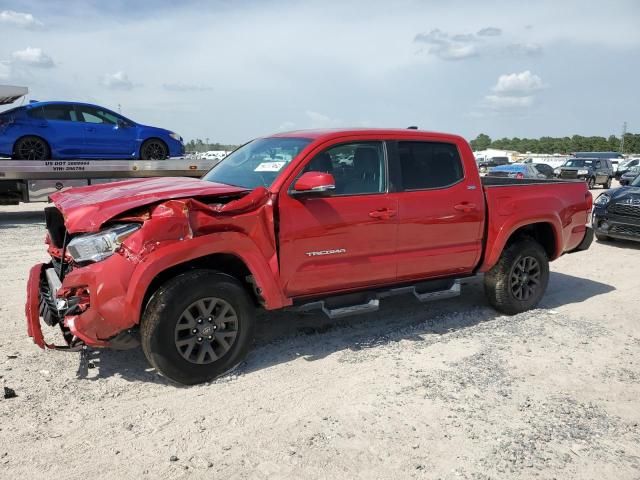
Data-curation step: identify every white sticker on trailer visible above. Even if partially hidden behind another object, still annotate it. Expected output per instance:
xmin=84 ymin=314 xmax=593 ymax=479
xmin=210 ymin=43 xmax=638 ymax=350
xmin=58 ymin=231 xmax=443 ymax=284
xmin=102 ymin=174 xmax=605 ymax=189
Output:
xmin=254 ymin=161 xmax=286 ymax=172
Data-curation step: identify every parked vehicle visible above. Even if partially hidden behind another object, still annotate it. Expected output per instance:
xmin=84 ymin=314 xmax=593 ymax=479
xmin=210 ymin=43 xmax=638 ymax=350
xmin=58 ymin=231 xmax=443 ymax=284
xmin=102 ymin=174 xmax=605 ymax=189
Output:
xmin=619 ymin=166 xmax=640 ymax=186
xmin=0 ymin=101 xmax=184 ymax=160
xmin=534 ymin=163 xmax=556 ymax=179
xmin=478 ymin=156 xmax=509 ymax=173
xmin=487 ymin=163 xmax=546 ymax=179
xmin=615 ymin=158 xmax=640 ymax=180
xmin=557 ymin=158 xmax=614 ymax=189
xmin=26 ymin=128 xmax=593 ymax=384
xmin=593 ymin=174 xmax=640 ymax=243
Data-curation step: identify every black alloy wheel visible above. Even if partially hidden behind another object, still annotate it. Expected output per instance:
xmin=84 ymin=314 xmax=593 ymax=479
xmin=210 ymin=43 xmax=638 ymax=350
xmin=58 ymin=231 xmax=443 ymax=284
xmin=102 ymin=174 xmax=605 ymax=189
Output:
xmin=14 ymin=136 xmax=50 ymax=160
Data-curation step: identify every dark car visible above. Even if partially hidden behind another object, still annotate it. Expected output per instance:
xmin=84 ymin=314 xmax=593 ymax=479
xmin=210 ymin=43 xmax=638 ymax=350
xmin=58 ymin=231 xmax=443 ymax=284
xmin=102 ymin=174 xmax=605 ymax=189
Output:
xmin=619 ymin=166 xmax=640 ymax=186
xmin=0 ymin=101 xmax=184 ymax=160
xmin=533 ymin=163 xmax=555 ymax=179
xmin=557 ymin=158 xmax=614 ymax=189
xmin=593 ymin=174 xmax=640 ymax=243
xmin=615 ymin=158 xmax=640 ymax=180
xmin=478 ymin=156 xmax=509 ymax=173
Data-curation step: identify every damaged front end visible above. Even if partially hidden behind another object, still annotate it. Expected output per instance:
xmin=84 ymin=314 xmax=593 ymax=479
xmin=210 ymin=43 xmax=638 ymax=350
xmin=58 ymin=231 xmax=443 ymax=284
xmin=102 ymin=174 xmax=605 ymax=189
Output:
xmin=26 ymin=177 xmax=276 ymax=352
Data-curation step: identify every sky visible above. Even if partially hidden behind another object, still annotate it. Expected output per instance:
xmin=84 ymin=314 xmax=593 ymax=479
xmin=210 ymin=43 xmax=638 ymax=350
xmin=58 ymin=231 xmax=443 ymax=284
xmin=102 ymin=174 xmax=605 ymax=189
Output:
xmin=1 ymin=0 xmax=639 ymax=144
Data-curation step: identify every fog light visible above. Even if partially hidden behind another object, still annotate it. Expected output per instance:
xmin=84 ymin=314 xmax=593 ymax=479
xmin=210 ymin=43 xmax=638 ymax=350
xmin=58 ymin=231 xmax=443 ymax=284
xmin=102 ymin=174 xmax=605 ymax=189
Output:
xmin=600 ymin=221 xmax=610 ymax=231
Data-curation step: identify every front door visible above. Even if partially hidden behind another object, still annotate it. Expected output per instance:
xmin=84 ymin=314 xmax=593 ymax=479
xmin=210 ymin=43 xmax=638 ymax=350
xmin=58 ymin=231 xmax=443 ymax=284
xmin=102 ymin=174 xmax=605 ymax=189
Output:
xmin=391 ymin=140 xmax=485 ymax=280
xmin=75 ymin=105 xmax=136 ymax=157
xmin=278 ymin=141 xmax=398 ymax=297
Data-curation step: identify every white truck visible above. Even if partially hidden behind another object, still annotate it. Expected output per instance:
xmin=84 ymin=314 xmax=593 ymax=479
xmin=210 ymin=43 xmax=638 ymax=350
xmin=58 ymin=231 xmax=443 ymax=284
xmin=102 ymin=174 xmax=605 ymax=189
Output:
xmin=0 ymin=86 xmax=217 ymax=204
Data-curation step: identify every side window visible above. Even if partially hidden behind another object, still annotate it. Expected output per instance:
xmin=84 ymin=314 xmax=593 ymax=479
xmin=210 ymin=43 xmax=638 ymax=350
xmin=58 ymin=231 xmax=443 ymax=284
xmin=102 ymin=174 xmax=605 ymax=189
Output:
xmin=42 ymin=104 xmax=77 ymax=122
xmin=301 ymin=142 xmax=385 ymax=195
xmin=77 ymin=106 xmax=117 ymax=125
xmin=397 ymin=141 xmax=463 ymax=190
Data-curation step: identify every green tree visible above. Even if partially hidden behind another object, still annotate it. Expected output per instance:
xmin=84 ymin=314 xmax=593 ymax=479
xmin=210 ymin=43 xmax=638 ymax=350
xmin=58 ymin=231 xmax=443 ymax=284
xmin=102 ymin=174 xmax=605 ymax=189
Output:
xmin=470 ymin=133 xmax=491 ymax=150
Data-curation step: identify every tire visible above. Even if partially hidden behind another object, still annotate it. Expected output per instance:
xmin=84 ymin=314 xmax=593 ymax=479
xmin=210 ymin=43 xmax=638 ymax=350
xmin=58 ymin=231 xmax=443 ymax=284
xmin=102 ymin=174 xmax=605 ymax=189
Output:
xmin=140 ymin=138 xmax=168 ymax=160
xmin=13 ymin=136 xmax=50 ymax=160
xmin=595 ymin=232 xmax=612 ymax=242
xmin=484 ymin=238 xmax=550 ymax=315
xmin=141 ymin=270 xmax=255 ymax=385
xmin=587 ymin=177 xmax=596 ymax=189
xmin=603 ymin=177 xmax=612 ymax=189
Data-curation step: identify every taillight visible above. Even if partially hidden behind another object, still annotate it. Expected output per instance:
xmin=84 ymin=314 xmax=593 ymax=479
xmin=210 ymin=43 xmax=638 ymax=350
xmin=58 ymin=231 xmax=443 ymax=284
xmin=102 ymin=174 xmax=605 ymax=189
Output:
xmin=516 ymin=172 xmax=524 ymax=179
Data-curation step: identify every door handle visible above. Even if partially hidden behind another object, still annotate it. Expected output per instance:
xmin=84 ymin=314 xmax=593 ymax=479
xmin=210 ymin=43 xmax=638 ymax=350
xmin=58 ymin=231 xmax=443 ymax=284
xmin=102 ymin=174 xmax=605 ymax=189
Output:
xmin=454 ymin=203 xmax=477 ymax=213
xmin=369 ymin=208 xmax=397 ymax=219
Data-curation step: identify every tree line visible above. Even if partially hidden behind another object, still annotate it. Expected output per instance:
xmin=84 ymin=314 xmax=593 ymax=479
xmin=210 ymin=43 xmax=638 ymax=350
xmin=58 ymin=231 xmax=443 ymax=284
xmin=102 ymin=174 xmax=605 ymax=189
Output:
xmin=185 ymin=139 xmax=239 ymax=153
xmin=470 ymin=133 xmax=640 ymax=155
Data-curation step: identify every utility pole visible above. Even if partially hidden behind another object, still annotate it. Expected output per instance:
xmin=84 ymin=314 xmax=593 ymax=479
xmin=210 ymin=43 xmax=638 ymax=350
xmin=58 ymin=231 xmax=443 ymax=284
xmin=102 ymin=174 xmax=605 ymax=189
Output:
xmin=620 ymin=121 xmax=627 ymax=154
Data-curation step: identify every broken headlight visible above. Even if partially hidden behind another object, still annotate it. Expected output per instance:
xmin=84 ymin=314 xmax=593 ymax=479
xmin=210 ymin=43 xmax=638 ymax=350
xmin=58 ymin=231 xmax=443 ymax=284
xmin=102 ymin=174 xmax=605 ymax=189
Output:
xmin=67 ymin=224 xmax=140 ymax=263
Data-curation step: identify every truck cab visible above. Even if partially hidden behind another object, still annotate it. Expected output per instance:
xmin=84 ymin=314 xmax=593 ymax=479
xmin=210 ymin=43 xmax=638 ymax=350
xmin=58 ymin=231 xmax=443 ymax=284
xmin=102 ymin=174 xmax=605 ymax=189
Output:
xmin=26 ymin=128 xmax=593 ymax=384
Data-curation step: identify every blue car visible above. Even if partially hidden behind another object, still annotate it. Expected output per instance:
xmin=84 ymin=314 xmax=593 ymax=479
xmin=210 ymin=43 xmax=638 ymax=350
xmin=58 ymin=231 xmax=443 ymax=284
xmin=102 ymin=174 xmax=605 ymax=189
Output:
xmin=0 ymin=101 xmax=184 ymax=160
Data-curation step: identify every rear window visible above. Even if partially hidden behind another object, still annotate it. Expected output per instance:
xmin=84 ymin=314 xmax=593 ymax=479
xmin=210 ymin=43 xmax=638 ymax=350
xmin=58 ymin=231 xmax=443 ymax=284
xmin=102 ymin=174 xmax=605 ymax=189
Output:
xmin=397 ymin=141 xmax=464 ymax=190
xmin=31 ymin=104 xmax=78 ymax=121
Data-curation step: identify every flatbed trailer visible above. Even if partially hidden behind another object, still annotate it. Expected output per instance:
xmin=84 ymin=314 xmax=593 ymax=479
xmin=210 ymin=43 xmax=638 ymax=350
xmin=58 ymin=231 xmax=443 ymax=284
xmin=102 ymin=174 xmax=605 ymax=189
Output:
xmin=0 ymin=158 xmax=217 ymax=204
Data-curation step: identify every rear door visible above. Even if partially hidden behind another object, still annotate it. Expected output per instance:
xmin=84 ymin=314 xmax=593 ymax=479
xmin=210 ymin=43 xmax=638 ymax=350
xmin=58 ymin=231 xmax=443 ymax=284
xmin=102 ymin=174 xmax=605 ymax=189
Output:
xmin=390 ymin=140 xmax=485 ymax=280
xmin=75 ymin=105 xmax=136 ymax=157
xmin=30 ymin=104 xmax=85 ymax=156
xmin=278 ymin=140 xmax=398 ymax=297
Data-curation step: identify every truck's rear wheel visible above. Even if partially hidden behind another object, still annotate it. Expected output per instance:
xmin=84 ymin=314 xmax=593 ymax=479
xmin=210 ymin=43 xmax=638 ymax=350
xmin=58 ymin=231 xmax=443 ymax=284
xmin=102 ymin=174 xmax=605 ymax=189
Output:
xmin=141 ymin=270 xmax=255 ymax=385
xmin=484 ymin=238 xmax=549 ymax=315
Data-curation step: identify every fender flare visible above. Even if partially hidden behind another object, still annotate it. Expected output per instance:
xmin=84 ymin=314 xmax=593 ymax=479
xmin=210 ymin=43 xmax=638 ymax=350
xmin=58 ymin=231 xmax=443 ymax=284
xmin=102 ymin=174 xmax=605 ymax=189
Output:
xmin=125 ymin=232 xmax=290 ymax=323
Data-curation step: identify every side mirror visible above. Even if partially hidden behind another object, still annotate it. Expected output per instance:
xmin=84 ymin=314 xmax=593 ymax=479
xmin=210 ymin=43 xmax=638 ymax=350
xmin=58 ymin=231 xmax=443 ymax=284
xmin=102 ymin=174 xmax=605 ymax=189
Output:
xmin=291 ymin=171 xmax=336 ymax=196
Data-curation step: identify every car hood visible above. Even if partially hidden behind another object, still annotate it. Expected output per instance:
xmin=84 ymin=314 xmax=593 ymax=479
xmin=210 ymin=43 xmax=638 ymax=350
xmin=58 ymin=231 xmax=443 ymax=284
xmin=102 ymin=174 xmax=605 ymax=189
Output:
xmin=50 ymin=177 xmax=249 ymax=233
xmin=608 ymin=186 xmax=640 ymax=203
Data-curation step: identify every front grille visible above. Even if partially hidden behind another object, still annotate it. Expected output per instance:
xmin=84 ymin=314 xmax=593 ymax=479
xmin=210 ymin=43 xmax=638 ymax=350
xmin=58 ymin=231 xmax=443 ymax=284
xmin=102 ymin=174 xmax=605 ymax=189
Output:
xmin=609 ymin=203 xmax=640 ymax=218
xmin=560 ymin=170 xmax=578 ymax=179
xmin=39 ymin=269 xmax=62 ymax=327
xmin=610 ymin=224 xmax=640 ymax=236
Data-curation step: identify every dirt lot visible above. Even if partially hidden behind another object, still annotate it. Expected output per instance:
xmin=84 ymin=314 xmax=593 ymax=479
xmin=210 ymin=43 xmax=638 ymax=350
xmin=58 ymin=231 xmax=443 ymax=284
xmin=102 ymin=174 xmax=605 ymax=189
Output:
xmin=1 ymin=195 xmax=639 ymax=480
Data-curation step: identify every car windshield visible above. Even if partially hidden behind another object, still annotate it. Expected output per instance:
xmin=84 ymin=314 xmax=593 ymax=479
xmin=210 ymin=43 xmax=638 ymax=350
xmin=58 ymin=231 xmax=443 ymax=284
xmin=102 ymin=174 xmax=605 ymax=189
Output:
xmin=626 ymin=166 xmax=640 ymax=175
xmin=202 ymin=137 xmax=312 ymax=189
xmin=632 ymin=173 xmax=640 ymax=187
xmin=564 ymin=159 xmax=595 ymax=168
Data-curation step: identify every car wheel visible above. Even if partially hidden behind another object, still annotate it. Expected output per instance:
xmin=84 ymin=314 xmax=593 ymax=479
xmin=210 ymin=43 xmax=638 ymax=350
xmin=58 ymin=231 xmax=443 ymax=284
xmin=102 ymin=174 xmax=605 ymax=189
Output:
xmin=595 ymin=232 xmax=612 ymax=242
xmin=141 ymin=270 xmax=255 ymax=385
xmin=603 ymin=177 xmax=612 ymax=189
xmin=587 ymin=177 xmax=596 ymax=189
xmin=140 ymin=139 xmax=168 ymax=160
xmin=13 ymin=136 xmax=50 ymax=160
xmin=484 ymin=238 xmax=550 ymax=315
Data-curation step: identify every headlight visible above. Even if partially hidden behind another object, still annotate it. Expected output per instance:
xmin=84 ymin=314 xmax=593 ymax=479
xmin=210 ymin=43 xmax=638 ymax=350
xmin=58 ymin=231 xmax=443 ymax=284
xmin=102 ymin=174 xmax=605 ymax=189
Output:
xmin=67 ymin=224 xmax=141 ymax=263
xmin=169 ymin=132 xmax=182 ymax=142
xmin=577 ymin=169 xmax=589 ymax=175
xmin=594 ymin=194 xmax=610 ymax=206
xmin=553 ymin=168 xmax=560 ymax=175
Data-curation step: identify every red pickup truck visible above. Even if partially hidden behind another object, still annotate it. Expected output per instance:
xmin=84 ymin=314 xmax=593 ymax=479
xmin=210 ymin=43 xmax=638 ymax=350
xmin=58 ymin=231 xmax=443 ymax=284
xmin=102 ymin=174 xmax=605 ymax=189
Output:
xmin=26 ymin=128 xmax=593 ymax=384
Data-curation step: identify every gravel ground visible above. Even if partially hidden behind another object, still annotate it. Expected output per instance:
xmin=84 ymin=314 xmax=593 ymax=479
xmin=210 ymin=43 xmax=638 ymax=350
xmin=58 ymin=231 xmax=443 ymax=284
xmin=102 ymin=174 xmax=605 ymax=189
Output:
xmin=1 ymin=195 xmax=639 ymax=479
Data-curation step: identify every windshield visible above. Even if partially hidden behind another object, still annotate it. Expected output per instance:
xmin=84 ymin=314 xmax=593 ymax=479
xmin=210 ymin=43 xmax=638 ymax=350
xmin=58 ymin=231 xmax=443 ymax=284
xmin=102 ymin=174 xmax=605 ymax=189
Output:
xmin=202 ymin=137 xmax=312 ymax=189
xmin=564 ymin=159 xmax=595 ymax=168
xmin=632 ymin=172 xmax=640 ymax=187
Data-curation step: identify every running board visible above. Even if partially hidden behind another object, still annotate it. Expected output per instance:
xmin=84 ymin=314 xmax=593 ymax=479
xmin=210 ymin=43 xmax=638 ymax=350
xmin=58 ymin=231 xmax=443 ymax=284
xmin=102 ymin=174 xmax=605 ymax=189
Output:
xmin=294 ymin=279 xmax=461 ymax=319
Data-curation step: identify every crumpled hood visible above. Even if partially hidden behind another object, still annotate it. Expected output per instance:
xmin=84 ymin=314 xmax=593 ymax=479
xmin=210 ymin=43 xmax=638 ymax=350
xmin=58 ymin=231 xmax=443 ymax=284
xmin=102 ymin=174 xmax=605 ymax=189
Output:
xmin=50 ymin=177 xmax=249 ymax=233
xmin=609 ymin=186 xmax=640 ymax=203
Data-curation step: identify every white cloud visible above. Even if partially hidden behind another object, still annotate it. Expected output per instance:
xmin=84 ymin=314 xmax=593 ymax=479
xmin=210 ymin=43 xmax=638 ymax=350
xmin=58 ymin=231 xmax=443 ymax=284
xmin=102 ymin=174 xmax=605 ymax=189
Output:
xmin=11 ymin=47 xmax=54 ymax=68
xmin=102 ymin=71 xmax=134 ymax=90
xmin=477 ymin=27 xmax=502 ymax=37
xmin=414 ymin=29 xmax=478 ymax=60
xmin=278 ymin=121 xmax=296 ymax=131
xmin=305 ymin=110 xmax=342 ymax=128
xmin=492 ymin=70 xmax=544 ymax=95
xmin=485 ymin=95 xmax=534 ymax=109
xmin=506 ymin=43 xmax=543 ymax=56
xmin=0 ymin=10 xmax=43 ymax=29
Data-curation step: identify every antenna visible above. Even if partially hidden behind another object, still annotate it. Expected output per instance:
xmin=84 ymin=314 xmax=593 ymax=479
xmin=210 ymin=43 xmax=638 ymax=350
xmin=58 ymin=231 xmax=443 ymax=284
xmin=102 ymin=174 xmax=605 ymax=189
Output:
xmin=620 ymin=121 xmax=627 ymax=154
xmin=118 ymin=103 xmax=122 ymax=114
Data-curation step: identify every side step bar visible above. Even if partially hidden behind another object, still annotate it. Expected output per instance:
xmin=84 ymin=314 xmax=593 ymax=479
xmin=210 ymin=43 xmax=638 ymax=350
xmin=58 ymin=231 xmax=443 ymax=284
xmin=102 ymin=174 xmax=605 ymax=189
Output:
xmin=296 ymin=280 xmax=461 ymax=319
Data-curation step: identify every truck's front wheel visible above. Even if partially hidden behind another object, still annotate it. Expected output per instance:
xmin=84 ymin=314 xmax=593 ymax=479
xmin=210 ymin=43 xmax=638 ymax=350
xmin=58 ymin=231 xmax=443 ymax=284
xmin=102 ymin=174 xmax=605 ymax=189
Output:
xmin=141 ymin=270 xmax=255 ymax=385
xmin=484 ymin=238 xmax=549 ymax=315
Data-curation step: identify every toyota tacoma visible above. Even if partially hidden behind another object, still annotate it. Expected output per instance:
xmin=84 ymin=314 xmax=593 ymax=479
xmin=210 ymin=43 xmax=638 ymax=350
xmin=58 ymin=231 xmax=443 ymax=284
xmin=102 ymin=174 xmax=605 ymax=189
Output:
xmin=26 ymin=128 xmax=594 ymax=384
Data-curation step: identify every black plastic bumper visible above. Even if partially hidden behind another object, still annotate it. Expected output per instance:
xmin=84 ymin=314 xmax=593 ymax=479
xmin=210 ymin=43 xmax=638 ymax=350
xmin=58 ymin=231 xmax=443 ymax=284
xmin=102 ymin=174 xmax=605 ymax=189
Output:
xmin=567 ymin=226 xmax=594 ymax=253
